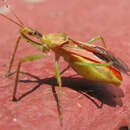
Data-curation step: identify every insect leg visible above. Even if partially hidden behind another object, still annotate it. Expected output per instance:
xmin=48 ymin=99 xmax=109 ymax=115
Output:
xmin=55 ymin=54 xmax=63 ymax=126
xmin=75 ymin=61 xmax=112 ymax=66
xmin=60 ymin=65 xmax=70 ymax=75
xmin=12 ymin=53 xmax=45 ymax=101
xmin=5 ymin=36 xmax=21 ymax=77
xmin=87 ymin=35 xmax=107 ymax=49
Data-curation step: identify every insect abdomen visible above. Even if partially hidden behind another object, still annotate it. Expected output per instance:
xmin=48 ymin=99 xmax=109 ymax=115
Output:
xmin=65 ymin=54 xmax=122 ymax=86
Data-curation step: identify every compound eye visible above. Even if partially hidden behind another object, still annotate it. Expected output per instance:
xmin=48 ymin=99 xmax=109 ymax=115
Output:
xmin=34 ymin=30 xmax=43 ymax=38
xmin=34 ymin=31 xmax=37 ymax=35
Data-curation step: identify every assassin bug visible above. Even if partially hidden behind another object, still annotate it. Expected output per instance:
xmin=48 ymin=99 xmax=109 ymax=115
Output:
xmin=0 ymin=12 xmax=130 ymax=126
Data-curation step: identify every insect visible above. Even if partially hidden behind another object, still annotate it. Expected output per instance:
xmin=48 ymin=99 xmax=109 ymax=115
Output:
xmin=0 ymin=12 xmax=130 ymax=126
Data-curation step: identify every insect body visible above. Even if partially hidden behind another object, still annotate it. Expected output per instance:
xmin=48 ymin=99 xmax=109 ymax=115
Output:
xmin=0 ymin=13 xmax=130 ymax=126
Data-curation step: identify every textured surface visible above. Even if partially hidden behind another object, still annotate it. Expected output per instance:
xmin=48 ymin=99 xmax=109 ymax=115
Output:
xmin=0 ymin=0 xmax=130 ymax=130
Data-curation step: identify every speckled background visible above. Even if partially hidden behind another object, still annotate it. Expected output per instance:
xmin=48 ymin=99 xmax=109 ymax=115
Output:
xmin=0 ymin=0 xmax=130 ymax=130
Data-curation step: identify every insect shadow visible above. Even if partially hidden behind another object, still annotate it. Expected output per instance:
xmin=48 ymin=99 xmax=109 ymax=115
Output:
xmin=16 ymin=71 xmax=124 ymax=109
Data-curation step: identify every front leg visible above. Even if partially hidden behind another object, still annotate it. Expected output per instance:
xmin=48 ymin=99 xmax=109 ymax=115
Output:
xmin=6 ymin=36 xmax=21 ymax=77
xmin=12 ymin=53 xmax=45 ymax=101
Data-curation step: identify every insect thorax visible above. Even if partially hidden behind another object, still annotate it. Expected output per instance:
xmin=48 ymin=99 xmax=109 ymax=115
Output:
xmin=41 ymin=32 xmax=69 ymax=49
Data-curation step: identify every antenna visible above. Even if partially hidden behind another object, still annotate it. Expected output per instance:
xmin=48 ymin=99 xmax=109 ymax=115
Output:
xmin=0 ymin=13 xmax=23 ymax=27
xmin=0 ymin=0 xmax=24 ymax=27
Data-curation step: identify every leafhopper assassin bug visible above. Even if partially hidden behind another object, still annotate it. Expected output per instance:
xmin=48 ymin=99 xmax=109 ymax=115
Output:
xmin=0 ymin=12 xmax=130 ymax=126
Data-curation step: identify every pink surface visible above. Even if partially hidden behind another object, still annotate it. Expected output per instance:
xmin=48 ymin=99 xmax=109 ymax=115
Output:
xmin=0 ymin=0 xmax=130 ymax=130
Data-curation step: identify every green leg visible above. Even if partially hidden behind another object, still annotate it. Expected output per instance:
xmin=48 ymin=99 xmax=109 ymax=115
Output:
xmin=6 ymin=34 xmax=44 ymax=77
xmin=6 ymin=36 xmax=21 ymax=77
xmin=55 ymin=54 xmax=63 ymax=126
xmin=75 ymin=61 xmax=112 ymax=66
xmin=12 ymin=53 xmax=45 ymax=101
xmin=87 ymin=35 xmax=107 ymax=49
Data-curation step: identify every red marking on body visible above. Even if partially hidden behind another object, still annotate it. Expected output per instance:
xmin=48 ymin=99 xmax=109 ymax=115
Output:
xmin=109 ymin=66 xmax=122 ymax=81
xmin=60 ymin=46 xmax=122 ymax=81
